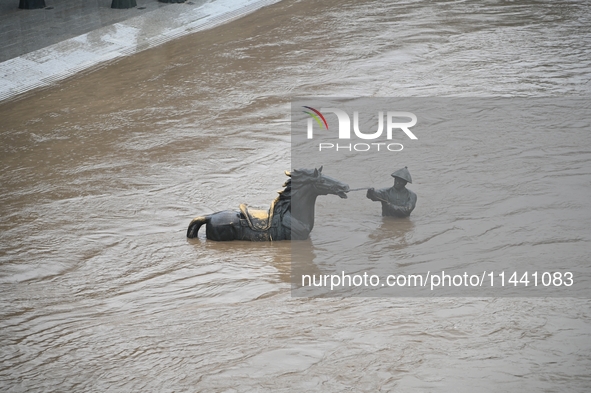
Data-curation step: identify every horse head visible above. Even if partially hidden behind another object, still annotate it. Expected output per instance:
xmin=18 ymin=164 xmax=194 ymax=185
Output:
xmin=287 ymin=166 xmax=350 ymax=198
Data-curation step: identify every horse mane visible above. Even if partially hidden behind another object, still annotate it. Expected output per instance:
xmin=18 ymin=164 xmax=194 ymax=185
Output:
xmin=272 ymin=168 xmax=317 ymax=215
xmin=272 ymin=173 xmax=292 ymax=215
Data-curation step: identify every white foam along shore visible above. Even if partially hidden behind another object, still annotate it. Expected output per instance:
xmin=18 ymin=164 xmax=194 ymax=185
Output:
xmin=0 ymin=0 xmax=281 ymax=103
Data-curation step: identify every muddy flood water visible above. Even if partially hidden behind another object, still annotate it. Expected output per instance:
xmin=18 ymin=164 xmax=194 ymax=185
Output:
xmin=1 ymin=0 xmax=591 ymax=391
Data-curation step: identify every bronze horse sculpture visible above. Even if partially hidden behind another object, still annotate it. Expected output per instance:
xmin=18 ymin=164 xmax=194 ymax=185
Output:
xmin=187 ymin=167 xmax=349 ymax=241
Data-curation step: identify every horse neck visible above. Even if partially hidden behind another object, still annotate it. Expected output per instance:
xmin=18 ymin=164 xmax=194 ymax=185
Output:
xmin=291 ymin=182 xmax=319 ymax=231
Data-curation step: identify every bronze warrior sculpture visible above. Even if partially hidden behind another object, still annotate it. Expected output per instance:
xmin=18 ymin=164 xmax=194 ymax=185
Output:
xmin=187 ymin=167 xmax=349 ymax=241
xmin=366 ymin=166 xmax=417 ymax=217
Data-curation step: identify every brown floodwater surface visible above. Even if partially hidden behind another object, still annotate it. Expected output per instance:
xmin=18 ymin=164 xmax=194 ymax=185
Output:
xmin=1 ymin=0 xmax=591 ymax=391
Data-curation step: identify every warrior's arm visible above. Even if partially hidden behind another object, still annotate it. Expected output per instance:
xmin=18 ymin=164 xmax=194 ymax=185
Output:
xmin=366 ymin=187 xmax=389 ymax=202
xmin=384 ymin=192 xmax=417 ymax=217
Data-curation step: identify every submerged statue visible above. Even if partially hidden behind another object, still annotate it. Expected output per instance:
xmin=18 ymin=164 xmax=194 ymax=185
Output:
xmin=366 ymin=166 xmax=417 ymax=217
xmin=187 ymin=167 xmax=349 ymax=241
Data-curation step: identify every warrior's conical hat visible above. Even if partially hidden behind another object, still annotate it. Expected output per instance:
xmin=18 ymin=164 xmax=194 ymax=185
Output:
xmin=391 ymin=166 xmax=412 ymax=183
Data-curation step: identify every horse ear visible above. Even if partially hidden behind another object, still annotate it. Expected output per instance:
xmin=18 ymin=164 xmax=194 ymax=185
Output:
xmin=285 ymin=170 xmax=291 ymax=177
xmin=318 ymin=166 xmax=323 ymax=173
xmin=313 ymin=168 xmax=319 ymax=177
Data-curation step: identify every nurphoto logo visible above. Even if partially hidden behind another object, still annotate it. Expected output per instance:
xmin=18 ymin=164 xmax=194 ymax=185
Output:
xmin=302 ymin=106 xmax=418 ymax=152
